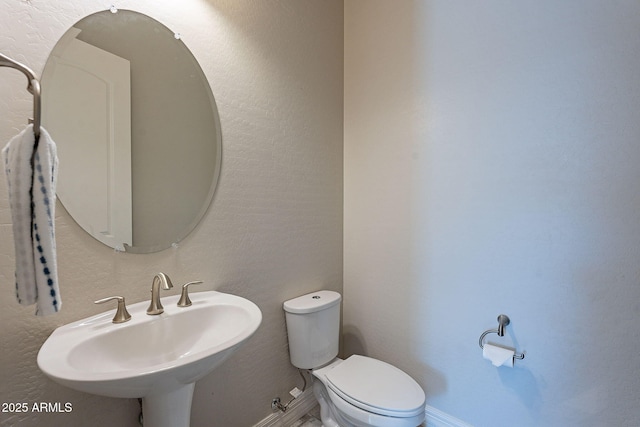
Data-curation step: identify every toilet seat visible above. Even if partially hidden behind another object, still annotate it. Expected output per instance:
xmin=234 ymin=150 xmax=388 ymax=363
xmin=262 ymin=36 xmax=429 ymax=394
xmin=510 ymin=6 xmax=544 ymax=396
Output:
xmin=324 ymin=355 xmax=425 ymax=418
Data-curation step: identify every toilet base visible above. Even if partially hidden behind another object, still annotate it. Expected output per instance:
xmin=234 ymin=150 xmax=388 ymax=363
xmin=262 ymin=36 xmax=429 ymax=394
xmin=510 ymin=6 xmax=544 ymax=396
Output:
xmin=313 ymin=379 xmax=352 ymax=427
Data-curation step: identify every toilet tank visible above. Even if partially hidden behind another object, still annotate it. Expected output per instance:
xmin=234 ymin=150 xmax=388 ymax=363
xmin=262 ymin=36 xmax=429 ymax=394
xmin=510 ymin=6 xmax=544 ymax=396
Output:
xmin=283 ymin=290 xmax=341 ymax=369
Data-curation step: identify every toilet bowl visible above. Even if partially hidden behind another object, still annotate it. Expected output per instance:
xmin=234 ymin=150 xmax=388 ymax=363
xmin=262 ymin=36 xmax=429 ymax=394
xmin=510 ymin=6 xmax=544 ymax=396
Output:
xmin=283 ymin=291 xmax=425 ymax=427
xmin=312 ymin=356 xmax=425 ymax=427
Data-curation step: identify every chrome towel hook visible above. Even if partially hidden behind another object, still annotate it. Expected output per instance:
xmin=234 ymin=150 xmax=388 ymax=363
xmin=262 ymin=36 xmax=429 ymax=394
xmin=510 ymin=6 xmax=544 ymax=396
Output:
xmin=479 ymin=314 xmax=525 ymax=362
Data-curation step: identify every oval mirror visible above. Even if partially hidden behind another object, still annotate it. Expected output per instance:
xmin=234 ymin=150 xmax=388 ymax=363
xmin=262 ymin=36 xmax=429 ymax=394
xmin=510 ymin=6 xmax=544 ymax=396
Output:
xmin=41 ymin=9 xmax=222 ymax=253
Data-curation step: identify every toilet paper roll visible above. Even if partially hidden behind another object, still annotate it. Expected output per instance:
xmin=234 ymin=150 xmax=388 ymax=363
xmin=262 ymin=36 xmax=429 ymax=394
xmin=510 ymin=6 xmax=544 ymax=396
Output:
xmin=482 ymin=343 xmax=515 ymax=368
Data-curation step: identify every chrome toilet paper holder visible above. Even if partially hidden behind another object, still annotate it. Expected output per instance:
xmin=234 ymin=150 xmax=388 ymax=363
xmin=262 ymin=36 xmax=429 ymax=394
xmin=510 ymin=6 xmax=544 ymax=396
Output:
xmin=478 ymin=314 xmax=525 ymax=362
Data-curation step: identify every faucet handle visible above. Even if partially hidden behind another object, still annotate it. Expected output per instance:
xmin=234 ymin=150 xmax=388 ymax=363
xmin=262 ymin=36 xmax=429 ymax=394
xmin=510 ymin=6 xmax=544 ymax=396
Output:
xmin=177 ymin=281 xmax=204 ymax=307
xmin=95 ymin=296 xmax=132 ymax=324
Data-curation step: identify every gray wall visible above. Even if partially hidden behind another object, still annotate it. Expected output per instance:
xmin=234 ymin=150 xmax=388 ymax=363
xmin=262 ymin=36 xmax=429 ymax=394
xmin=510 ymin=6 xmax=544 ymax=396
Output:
xmin=0 ymin=1 xmax=343 ymax=426
xmin=344 ymin=1 xmax=640 ymax=426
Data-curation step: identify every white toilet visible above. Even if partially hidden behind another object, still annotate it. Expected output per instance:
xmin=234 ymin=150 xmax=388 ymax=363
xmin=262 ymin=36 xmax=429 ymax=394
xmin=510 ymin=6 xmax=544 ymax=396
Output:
xmin=284 ymin=290 xmax=426 ymax=427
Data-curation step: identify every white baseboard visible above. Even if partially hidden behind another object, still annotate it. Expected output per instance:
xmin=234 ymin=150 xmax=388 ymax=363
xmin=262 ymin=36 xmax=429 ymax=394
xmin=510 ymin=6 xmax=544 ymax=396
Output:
xmin=253 ymin=388 xmax=318 ymax=427
xmin=253 ymin=392 xmax=472 ymax=427
xmin=425 ymin=405 xmax=473 ymax=427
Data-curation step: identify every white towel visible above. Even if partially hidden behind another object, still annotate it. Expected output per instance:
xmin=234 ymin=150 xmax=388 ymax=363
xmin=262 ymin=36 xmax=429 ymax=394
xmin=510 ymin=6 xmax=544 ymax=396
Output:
xmin=2 ymin=124 xmax=60 ymax=315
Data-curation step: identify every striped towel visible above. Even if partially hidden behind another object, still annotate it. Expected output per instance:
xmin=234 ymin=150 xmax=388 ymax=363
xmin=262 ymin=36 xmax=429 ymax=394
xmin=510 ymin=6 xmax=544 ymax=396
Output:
xmin=2 ymin=124 xmax=60 ymax=315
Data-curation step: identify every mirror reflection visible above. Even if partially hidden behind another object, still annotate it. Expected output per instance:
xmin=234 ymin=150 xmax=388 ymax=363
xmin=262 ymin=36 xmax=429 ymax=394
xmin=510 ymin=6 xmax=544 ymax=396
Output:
xmin=41 ymin=9 xmax=222 ymax=253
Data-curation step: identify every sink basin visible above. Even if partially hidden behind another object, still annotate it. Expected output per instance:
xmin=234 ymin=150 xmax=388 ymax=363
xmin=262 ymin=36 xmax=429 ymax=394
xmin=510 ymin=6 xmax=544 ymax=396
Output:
xmin=37 ymin=291 xmax=261 ymax=427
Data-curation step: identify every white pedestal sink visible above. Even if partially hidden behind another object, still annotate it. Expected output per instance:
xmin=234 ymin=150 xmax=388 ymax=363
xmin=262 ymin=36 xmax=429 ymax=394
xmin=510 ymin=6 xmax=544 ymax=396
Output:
xmin=37 ymin=291 xmax=262 ymax=427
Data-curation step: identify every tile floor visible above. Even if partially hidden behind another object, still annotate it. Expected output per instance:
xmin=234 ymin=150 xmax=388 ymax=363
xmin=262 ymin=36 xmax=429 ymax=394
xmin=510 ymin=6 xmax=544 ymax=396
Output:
xmin=290 ymin=414 xmax=322 ymax=427
xmin=291 ymin=406 xmax=322 ymax=427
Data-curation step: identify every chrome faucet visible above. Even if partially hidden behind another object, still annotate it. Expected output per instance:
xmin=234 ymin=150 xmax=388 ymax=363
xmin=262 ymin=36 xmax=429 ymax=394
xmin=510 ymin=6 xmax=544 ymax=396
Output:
xmin=146 ymin=272 xmax=173 ymax=315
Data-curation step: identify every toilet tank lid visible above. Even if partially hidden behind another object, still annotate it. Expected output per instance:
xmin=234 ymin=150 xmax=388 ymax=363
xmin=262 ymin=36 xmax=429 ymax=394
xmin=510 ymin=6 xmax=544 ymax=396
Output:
xmin=283 ymin=290 xmax=341 ymax=314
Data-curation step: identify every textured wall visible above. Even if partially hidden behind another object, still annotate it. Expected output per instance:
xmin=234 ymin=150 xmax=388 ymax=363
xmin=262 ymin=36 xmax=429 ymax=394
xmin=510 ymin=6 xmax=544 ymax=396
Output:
xmin=344 ymin=1 xmax=640 ymax=426
xmin=0 ymin=1 xmax=343 ymax=426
